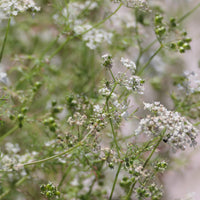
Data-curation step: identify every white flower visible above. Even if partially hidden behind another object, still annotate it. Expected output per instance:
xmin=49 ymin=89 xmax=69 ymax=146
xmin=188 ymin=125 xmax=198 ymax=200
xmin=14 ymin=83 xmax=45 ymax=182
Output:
xmin=0 ymin=0 xmax=40 ymax=19
xmin=0 ymin=72 xmax=9 ymax=85
xmin=136 ymin=102 xmax=198 ymax=151
xmin=5 ymin=142 xmax=20 ymax=154
xmin=120 ymin=57 xmax=136 ymax=73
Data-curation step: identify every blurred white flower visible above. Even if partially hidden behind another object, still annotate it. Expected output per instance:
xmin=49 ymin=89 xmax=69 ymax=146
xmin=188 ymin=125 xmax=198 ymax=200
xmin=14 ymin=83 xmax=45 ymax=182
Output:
xmin=0 ymin=72 xmax=10 ymax=86
xmin=0 ymin=0 xmax=40 ymax=19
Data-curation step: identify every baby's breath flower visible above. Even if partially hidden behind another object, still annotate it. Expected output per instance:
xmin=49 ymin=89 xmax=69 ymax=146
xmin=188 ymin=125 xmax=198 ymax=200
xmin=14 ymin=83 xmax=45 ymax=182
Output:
xmin=74 ymin=24 xmax=113 ymax=49
xmin=67 ymin=112 xmax=87 ymax=126
xmin=0 ymin=0 xmax=40 ymax=18
xmin=113 ymin=0 xmax=150 ymax=11
xmin=98 ymin=86 xmax=111 ymax=97
xmin=120 ymin=57 xmax=136 ymax=74
xmin=0 ymin=72 xmax=9 ymax=86
xmin=0 ymin=143 xmax=38 ymax=172
xmin=136 ymin=102 xmax=198 ymax=151
xmin=53 ymin=1 xmax=98 ymax=27
xmin=117 ymin=72 xmax=145 ymax=94
xmin=5 ymin=142 xmax=20 ymax=154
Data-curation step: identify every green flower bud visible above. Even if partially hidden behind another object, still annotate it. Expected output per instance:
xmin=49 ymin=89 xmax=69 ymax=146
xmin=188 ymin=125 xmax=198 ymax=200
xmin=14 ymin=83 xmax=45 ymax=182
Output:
xmin=18 ymin=114 xmax=24 ymax=121
xmin=177 ymin=40 xmax=184 ymax=47
xmin=9 ymin=114 xmax=15 ymax=120
xmin=108 ymin=162 xmax=114 ymax=169
xmin=155 ymin=15 xmax=163 ymax=24
xmin=48 ymin=117 xmax=55 ymax=124
xmin=55 ymin=191 xmax=60 ymax=196
xmin=170 ymin=17 xmax=176 ymax=27
xmin=53 ymin=106 xmax=63 ymax=113
xmin=170 ymin=42 xmax=176 ymax=49
xmin=184 ymin=37 xmax=192 ymax=42
xmin=35 ymin=81 xmax=42 ymax=89
xmin=179 ymin=46 xmax=185 ymax=53
xmin=183 ymin=42 xmax=191 ymax=50
xmin=21 ymin=107 xmax=28 ymax=114
xmin=51 ymin=100 xmax=57 ymax=107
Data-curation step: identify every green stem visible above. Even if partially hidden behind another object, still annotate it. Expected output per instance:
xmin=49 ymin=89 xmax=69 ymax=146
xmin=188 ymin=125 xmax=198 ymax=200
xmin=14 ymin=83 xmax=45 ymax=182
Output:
xmin=0 ymin=18 xmax=11 ymax=63
xmin=0 ymin=176 xmax=28 ymax=200
xmin=106 ymin=99 xmax=121 ymax=157
xmin=58 ymin=163 xmax=73 ymax=189
xmin=137 ymin=45 xmax=163 ymax=76
xmin=125 ymin=136 xmax=163 ymax=200
xmin=142 ymin=136 xmax=162 ymax=168
xmin=0 ymin=125 xmax=18 ymax=143
xmin=109 ymin=68 xmax=116 ymax=82
xmin=109 ymin=161 xmax=122 ymax=200
xmin=21 ymin=130 xmax=92 ymax=167
xmin=178 ymin=3 xmax=200 ymax=23
xmin=49 ymin=3 xmax=123 ymax=59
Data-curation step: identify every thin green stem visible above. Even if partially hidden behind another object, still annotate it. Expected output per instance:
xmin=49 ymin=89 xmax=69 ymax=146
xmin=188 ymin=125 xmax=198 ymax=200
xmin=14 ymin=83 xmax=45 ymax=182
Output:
xmin=58 ymin=163 xmax=73 ymax=189
xmin=142 ymin=39 xmax=157 ymax=53
xmin=0 ymin=18 xmax=11 ymax=63
xmin=142 ymin=136 xmax=162 ymax=168
xmin=109 ymin=68 xmax=116 ymax=82
xmin=125 ymin=136 xmax=163 ymax=200
xmin=109 ymin=161 xmax=122 ymax=200
xmin=49 ymin=3 xmax=123 ymax=59
xmin=106 ymin=99 xmax=121 ymax=157
xmin=21 ymin=130 xmax=92 ymax=167
xmin=0 ymin=176 xmax=28 ymax=200
xmin=0 ymin=125 xmax=18 ymax=143
xmin=137 ymin=45 xmax=163 ymax=76
xmin=178 ymin=3 xmax=200 ymax=23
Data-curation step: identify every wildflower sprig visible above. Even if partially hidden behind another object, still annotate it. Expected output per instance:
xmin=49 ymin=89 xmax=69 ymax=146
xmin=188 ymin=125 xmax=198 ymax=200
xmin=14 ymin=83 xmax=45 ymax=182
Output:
xmin=0 ymin=0 xmax=200 ymax=199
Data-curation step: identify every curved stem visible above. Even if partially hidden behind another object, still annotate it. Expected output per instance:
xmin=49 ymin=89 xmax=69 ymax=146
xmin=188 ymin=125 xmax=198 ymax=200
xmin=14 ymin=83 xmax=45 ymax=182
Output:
xmin=21 ymin=130 xmax=92 ymax=167
xmin=49 ymin=3 xmax=123 ymax=59
xmin=0 ymin=18 xmax=11 ymax=63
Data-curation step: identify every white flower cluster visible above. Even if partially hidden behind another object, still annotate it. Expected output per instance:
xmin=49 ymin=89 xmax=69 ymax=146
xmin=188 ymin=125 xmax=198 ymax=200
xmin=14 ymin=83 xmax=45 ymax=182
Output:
xmin=117 ymin=72 xmax=144 ymax=94
xmin=67 ymin=112 xmax=87 ymax=126
xmin=0 ymin=0 xmax=40 ymax=18
xmin=0 ymin=72 xmax=9 ymax=86
xmin=117 ymin=57 xmax=144 ymax=94
xmin=113 ymin=0 xmax=150 ymax=11
xmin=136 ymin=102 xmax=198 ymax=151
xmin=87 ymin=104 xmax=108 ymax=132
xmin=0 ymin=142 xmax=38 ymax=172
xmin=120 ymin=57 xmax=136 ymax=73
xmin=98 ymin=86 xmax=112 ymax=97
xmin=53 ymin=1 xmax=98 ymax=27
xmin=53 ymin=1 xmax=112 ymax=49
xmin=74 ymin=24 xmax=113 ymax=49
xmin=177 ymin=71 xmax=200 ymax=94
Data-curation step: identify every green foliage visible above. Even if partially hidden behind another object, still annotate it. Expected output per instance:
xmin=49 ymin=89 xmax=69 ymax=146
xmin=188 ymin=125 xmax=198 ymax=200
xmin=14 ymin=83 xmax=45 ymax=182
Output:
xmin=0 ymin=1 xmax=200 ymax=200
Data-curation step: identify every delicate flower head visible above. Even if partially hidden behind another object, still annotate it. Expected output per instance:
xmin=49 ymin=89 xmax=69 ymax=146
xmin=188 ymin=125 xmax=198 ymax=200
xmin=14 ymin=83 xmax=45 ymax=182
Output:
xmin=136 ymin=102 xmax=198 ymax=151
xmin=101 ymin=54 xmax=113 ymax=69
xmin=0 ymin=0 xmax=40 ymax=18
xmin=113 ymin=0 xmax=150 ymax=11
xmin=120 ymin=57 xmax=136 ymax=74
